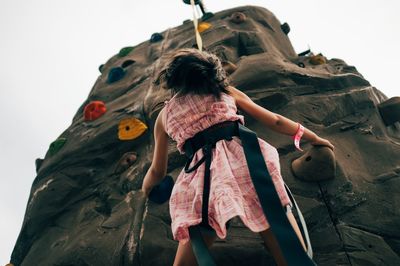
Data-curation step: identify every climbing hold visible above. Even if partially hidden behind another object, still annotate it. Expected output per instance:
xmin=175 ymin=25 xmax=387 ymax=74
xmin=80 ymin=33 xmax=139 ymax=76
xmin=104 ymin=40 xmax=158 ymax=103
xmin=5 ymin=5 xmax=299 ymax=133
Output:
xmin=298 ymin=49 xmax=311 ymax=57
xmin=297 ymin=62 xmax=306 ymax=68
xmin=46 ymin=138 xmax=67 ymax=157
xmin=182 ymin=0 xmax=213 ymax=20
xmin=107 ymin=67 xmax=125 ymax=83
xmin=98 ymin=64 xmax=104 ymax=73
xmin=230 ymin=12 xmax=246 ymax=24
xmin=84 ymin=101 xmax=106 ymax=121
xmin=183 ymin=19 xmax=191 ymax=24
xmin=183 ymin=0 xmax=200 ymax=4
xmin=378 ymin=96 xmax=400 ymax=126
xmin=150 ymin=33 xmax=163 ymax=43
xmin=118 ymin=117 xmax=148 ymax=140
xmin=35 ymin=158 xmax=44 ymax=173
xmin=114 ymin=152 xmax=138 ymax=174
xmin=121 ymin=59 xmax=135 ymax=68
xmin=309 ymin=53 xmax=327 ymax=65
xmin=222 ymin=61 xmax=237 ymax=75
xmin=202 ymin=12 xmax=214 ymax=20
xmin=281 ymin=22 xmax=290 ymax=34
xmin=118 ymin=46 xmax=134 ymax=57
xmin=291 ymin=146 xmax=336 ymax=182
xmin=197 ymin=22 xmax=212 ymax=33
xmin=149 ymin=175 xmax=175 ymax=204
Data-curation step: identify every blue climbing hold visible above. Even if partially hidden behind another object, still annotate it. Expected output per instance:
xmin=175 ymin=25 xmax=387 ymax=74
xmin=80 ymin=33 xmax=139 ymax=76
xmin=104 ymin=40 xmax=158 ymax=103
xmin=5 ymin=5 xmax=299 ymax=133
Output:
xmin=202 ymin=12 xmax=214 ymax=20
xmin=150 ymin=33 xmax=163 ymax=43
xmin=281 ymin=22 xmax=290 ymax=35
xmin=107 ymin=67 xmax=125 ymax=83
xmin=148 ymin=175 xmax=174 ymax=204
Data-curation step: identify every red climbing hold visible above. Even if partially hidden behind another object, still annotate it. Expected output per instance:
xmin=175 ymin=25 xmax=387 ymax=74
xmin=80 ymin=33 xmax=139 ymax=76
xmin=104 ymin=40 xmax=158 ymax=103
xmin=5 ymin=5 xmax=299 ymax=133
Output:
xmin=84 ymin=101 xmax=107 ymax=121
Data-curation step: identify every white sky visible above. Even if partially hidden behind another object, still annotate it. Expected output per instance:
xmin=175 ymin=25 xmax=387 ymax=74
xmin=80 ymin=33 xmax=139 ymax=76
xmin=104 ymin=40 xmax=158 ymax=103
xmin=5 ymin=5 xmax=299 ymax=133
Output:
xmin=0 ymin=0 xmax=399 ymax=263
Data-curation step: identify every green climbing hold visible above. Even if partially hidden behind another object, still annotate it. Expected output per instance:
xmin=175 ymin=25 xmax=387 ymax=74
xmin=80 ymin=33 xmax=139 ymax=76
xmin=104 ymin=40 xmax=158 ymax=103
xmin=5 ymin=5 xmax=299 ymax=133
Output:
xmin=46 ymin=138 xmax=67 ymax=157
xmin=118 ymin=46 xmax=134 ymax=57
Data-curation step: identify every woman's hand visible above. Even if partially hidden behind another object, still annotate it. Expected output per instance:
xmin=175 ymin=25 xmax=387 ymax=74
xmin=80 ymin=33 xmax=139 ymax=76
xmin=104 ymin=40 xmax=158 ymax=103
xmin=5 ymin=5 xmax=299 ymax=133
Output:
xmin=310 ymin=136 xmax=335 ymax=151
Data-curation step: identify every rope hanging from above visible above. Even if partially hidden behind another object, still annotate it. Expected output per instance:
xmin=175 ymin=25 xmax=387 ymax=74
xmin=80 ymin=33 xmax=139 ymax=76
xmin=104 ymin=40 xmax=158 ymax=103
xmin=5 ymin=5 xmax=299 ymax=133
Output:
xmin=190 ymin=0 xmax=203 ymax=51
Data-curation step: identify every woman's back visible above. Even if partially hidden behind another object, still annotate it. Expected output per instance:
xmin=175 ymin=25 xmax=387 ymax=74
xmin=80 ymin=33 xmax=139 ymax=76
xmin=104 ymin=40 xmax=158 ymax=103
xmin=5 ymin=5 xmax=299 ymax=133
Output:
xmin=163 ymin=91 xmax=293 ymax=244
xmin=162 ymin=92 xmax=244 ymax=153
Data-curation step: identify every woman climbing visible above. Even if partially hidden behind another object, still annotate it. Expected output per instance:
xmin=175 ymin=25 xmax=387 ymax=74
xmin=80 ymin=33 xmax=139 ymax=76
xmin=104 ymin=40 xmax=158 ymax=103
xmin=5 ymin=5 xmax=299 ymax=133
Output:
xmin=140 ymin=47 xmax=334 ymax=266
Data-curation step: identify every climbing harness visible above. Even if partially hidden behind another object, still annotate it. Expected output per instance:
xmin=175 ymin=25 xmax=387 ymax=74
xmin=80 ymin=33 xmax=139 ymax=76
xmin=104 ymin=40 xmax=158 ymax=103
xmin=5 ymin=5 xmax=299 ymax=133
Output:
xmin=183 ymin=120 xmax=316 ymax=266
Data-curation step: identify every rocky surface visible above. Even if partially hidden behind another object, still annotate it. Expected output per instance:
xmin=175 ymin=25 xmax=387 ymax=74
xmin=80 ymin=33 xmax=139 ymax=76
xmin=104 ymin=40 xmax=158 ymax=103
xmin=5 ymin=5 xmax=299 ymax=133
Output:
xmin=9 ymin=5 xmax=400 ymax=266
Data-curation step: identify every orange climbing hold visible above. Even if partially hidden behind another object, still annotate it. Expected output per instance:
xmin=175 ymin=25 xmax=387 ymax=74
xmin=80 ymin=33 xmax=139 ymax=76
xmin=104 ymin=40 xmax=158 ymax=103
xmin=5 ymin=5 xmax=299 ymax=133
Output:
xmin=197 ymin=22 xmax=212 ymax=33
xmin=309 ymin=53 xmax=327 ymax=65
xmin=118 ymin=118 xmax=148 ymax=140
xmin=84 ymin=101 xmax=107 ymax=121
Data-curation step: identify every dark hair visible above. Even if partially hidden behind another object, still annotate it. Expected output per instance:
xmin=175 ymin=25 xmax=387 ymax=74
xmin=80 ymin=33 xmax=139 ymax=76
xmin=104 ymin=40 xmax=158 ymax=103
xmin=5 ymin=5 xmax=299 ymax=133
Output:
xmin=153 ymin=48 xmax=230 ymax=99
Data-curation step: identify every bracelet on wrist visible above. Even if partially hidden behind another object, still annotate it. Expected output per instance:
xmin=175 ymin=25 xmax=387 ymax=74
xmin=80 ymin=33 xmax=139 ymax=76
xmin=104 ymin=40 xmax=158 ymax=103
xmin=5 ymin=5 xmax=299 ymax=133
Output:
xmin=291 ymin=123 xmax=304 ymax=151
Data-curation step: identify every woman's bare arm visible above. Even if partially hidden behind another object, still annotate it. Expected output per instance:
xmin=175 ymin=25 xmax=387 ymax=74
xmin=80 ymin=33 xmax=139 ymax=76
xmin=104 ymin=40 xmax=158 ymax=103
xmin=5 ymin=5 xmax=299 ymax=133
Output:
xmin=227 ymin=86 xmax=334 ymax=150
xmin=141 ymin=108 xmax=169 ymax=196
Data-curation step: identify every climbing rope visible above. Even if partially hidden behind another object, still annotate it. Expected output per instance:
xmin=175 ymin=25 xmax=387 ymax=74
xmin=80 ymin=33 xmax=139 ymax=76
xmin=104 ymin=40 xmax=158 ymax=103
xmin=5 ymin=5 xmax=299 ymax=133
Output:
xmin=190 ymin=0 xmax=203 ymax=51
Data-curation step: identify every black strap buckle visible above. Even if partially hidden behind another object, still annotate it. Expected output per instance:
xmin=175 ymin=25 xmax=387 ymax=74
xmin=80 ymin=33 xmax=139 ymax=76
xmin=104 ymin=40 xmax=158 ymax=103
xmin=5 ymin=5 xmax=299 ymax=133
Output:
xmin=184 ymin=143 xmax=213 ymax=173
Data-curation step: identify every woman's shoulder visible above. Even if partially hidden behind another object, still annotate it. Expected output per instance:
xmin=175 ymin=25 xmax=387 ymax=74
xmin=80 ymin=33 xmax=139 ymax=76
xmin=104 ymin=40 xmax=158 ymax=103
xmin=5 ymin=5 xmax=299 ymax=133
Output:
xmin=220 ymin=90 xmax=237 ymax=106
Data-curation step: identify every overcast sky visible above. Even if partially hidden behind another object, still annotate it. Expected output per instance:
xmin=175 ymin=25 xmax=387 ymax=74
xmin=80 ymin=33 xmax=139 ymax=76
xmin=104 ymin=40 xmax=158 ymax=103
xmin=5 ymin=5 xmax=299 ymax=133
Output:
xmin=0 ymin=0 xmax=399 ymax=264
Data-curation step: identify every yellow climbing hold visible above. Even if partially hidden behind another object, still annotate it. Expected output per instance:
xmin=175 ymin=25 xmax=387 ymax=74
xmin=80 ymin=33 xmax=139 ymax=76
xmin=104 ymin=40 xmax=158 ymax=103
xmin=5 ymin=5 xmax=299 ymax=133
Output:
xmin=309 ymin=53 xmax=327 ymax=65
xmin=197 ymin=22 xmax=212 ymax=33
xmin=118 ymin=118 xmax=148 ymax=140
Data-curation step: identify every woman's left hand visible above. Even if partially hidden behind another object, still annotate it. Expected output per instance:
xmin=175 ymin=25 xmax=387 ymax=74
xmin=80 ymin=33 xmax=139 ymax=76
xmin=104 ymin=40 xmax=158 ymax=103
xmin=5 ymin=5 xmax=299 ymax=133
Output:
xmin=310 ymin=136 xmax=335 ymax=151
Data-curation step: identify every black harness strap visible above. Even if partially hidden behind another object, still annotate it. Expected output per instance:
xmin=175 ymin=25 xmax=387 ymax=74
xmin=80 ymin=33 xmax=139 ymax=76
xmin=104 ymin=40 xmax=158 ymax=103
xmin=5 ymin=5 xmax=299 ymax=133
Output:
xmin=237 ymin=123 xmax=316 ymax=266
xmin=183 ymin=120 xmax=316 ymax=266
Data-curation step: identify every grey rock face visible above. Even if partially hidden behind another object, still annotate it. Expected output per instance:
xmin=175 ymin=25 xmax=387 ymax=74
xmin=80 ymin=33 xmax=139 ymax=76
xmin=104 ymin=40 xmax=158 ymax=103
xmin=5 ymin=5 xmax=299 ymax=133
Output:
xmin=9 ymin=5 xmax=400 ymax=266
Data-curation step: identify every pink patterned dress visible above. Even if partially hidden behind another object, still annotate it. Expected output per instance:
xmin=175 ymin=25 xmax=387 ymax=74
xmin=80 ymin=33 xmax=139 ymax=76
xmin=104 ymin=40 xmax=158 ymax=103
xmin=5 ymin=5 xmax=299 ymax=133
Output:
xmin=162 ymin=91 xmax=293 ymax=244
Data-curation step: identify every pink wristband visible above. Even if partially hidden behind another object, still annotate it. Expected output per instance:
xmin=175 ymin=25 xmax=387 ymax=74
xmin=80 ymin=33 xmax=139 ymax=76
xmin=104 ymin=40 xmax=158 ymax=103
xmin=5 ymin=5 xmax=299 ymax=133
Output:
xmin=292 ymin=123 xmax=304 ymax=151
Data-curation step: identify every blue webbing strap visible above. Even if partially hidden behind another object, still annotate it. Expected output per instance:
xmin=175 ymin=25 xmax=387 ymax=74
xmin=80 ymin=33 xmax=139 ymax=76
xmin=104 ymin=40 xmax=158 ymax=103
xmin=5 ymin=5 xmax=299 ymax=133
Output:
xmin=238 ymin=123 xmax=316 ymax=266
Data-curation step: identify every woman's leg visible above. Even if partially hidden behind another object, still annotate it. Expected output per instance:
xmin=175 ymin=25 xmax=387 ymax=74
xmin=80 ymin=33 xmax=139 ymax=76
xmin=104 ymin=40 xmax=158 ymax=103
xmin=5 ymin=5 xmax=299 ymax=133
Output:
xmin=173 ymin=228 xmax=218 ymax=266
xmin=259 ymin=227 xmax=288 ymax=266
xmin=286 ymin=209 xmax=307 ymax=251
xmin=259 ymin=205 xmax=307 ymax=266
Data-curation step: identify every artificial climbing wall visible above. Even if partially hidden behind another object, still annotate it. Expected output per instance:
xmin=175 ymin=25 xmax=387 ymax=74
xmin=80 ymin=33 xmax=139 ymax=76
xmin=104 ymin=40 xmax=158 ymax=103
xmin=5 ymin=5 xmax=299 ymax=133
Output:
xmin=9 ymin=5 xmax=400 ymax=266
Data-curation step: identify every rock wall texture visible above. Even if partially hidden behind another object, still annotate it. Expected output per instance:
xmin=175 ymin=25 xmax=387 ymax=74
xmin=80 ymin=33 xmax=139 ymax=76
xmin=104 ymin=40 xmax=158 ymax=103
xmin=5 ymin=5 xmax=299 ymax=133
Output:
xmin=9 ymin=5 xmax=400 ymax=266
